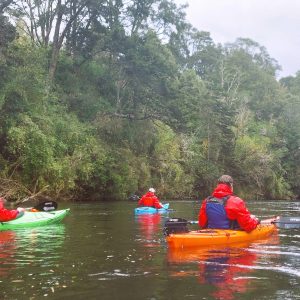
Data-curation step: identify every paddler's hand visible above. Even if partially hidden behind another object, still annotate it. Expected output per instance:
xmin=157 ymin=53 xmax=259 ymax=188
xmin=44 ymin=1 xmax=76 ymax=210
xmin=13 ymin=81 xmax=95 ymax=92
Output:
xmin=250 ymin=214 xmax=260 ymax=224
xmin=17 ymin=207 xmax=25 ymax=212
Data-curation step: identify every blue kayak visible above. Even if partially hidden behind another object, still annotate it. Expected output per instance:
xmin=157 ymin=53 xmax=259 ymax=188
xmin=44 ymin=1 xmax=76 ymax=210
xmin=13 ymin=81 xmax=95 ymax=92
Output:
xmin=134 ymin=203 xmax=170 ymax=215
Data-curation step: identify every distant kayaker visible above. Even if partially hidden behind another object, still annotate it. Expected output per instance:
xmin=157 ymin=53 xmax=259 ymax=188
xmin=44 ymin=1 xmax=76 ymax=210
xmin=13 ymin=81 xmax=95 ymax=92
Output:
xmin=138 ymin=188 xmax=163 ymax=209
xmin=198 ymin=175 xmax=260 ymax=232
xmin=0 ymin=197 xmax=25 ymax=222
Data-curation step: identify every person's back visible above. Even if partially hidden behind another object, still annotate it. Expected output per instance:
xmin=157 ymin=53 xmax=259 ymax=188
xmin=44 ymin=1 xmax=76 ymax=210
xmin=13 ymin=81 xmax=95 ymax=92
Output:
xmin=138 ymin=188 xmax=163 ymax=209
xmin=198 ymin=175 xmax=259 ymax=232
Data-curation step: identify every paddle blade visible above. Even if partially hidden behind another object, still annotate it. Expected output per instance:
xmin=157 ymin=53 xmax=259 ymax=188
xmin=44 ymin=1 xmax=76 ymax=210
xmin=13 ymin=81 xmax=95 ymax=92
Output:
xmin=33 ymin=201 xmax=58 ymax=212
xmin=274 ymin=216 xmax=300 ymax=229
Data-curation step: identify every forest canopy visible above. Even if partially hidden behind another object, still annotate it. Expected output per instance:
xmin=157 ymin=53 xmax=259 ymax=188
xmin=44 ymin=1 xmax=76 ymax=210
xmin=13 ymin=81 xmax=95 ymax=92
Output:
xmin=0 ymin=0 xmax=299 ymax=201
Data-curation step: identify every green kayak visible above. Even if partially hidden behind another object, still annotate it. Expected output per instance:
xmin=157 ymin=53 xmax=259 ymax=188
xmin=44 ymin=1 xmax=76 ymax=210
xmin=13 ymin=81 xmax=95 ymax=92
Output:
xmin=0 ymin=209 xmax=70 ymax=230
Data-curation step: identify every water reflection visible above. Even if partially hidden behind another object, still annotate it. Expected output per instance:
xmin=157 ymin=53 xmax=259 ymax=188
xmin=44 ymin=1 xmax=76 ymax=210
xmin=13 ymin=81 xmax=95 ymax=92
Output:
xmin=0 ymin=225 xmax=66 ymax=278
xmin=0 ymin=231 xmax=17 ymax=276
xmin=168 ymin=235 xmax=280 ymax=300
xmin=135 ymin=214 xmax=162 ymax=250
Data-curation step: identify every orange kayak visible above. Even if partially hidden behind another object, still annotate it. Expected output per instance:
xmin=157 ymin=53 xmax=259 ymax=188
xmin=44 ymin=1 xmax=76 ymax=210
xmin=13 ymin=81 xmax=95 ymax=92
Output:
xmin=167 ymin=233 xmax=280 ymax=263
xmin=166 ymin=222 xmax=277 ymax=249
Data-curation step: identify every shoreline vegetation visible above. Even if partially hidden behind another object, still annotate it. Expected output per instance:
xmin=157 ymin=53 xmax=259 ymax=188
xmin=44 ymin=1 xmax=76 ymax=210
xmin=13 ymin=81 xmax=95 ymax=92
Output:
xmin=0 ymin=1 xmax=299 ymax=203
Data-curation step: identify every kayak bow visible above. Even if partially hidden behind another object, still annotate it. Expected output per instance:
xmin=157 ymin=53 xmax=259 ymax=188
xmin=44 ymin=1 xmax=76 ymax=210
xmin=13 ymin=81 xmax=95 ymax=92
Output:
xmin=0 ymin=209 xmax=70 ymax=230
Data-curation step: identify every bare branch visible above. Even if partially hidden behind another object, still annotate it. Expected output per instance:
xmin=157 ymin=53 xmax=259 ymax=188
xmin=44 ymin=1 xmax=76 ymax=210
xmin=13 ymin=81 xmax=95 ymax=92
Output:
xmin=0 ymin=0 xmax=14 ymax=13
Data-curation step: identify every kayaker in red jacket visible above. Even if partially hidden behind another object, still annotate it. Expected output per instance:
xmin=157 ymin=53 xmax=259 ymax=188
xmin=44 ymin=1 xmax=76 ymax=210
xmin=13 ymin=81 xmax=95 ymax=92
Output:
xmin=0 ymin=197 xmax=25 ymax=222
xmin=138 ymin=188 xmax=163 ymax=209
xmin=198 ymin=175 xmax=259 ymax=232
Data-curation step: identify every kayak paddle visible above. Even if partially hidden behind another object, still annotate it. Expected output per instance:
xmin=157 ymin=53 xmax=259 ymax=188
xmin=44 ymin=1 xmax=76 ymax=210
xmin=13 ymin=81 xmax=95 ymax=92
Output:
xmin=272 ymin=216 xmax=300 ymax=229
xmin=164 ymin=216 xmax=300 ymax=234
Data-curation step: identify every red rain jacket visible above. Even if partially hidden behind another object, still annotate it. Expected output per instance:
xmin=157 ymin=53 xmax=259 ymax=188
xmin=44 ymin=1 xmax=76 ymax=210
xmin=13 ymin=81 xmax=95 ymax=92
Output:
xmin=138 ymin=192 xmax=163 ymax=209
xmin=0 ymin=198 xmax=19 ymax=222
xmin=198 ymin=183 xmax=259 ymax=232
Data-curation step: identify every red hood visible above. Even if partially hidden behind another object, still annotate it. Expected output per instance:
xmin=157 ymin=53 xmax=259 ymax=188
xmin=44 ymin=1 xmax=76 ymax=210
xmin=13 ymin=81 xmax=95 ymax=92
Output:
xmin=212 ymin=183 xmax=233 ymax=198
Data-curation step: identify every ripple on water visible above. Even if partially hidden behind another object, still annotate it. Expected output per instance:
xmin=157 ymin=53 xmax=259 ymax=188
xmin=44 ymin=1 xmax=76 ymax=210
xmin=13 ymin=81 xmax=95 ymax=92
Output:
xmin=199 ymin=260 xmax=300 ymax=278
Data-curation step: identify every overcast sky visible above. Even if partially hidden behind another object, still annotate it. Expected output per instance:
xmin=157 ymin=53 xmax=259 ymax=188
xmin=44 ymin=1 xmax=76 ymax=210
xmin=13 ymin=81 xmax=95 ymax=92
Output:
xmin=174 ymin=0 xmax=300 ymax=78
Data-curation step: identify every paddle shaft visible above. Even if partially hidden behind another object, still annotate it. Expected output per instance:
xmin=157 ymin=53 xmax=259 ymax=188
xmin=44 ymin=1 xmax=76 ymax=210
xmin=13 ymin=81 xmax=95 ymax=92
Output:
xmin=173 ymin=216 xmax=300 ymax=228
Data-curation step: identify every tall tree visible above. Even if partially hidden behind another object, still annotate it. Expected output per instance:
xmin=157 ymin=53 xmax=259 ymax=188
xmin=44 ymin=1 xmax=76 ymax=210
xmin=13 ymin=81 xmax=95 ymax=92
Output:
xmin=11 ymin=0 xmax=92 ymax=81
xmin=0 ymin=0 xmax=14 ymax=13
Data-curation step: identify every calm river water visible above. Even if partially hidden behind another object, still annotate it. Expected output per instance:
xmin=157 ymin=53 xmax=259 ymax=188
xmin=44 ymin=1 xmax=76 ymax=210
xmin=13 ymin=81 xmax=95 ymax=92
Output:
xmin=0 ymin=200 xmax=299 ymax=299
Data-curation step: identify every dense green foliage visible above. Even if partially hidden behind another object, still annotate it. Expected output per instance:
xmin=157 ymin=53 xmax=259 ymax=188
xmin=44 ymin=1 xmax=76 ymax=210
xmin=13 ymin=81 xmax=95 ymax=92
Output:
xmin=0 ymin=1 xmax=299 ymax=201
